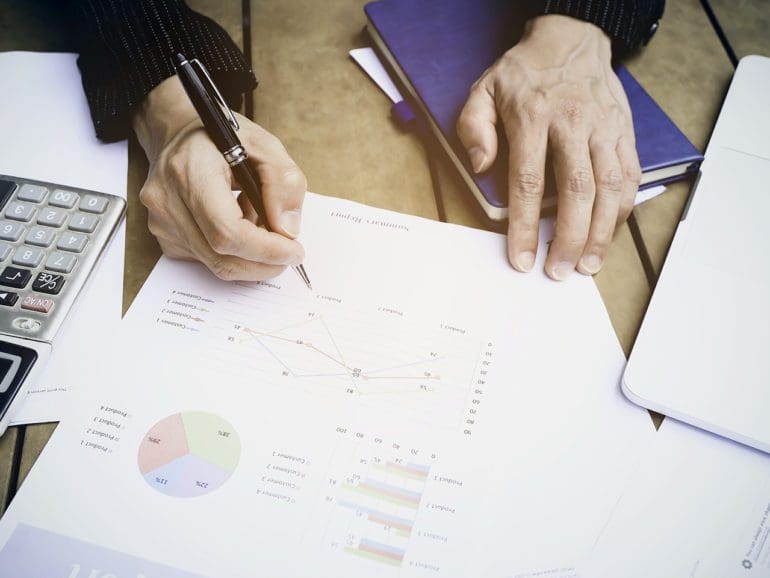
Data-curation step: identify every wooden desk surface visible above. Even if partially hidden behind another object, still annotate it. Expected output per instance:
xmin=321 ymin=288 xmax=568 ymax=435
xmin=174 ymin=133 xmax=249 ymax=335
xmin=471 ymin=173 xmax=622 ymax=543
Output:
xmin=1 ymin=0 xmax=768 ymax=519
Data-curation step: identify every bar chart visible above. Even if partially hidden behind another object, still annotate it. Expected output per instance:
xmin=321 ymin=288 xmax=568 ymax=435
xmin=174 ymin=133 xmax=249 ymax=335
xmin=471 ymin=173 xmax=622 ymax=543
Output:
xmin=331 ymin=458 xmax=430 ymax=568
xmin=307 ymin=429 xmax=465 ymax=575
xmin=338 ymin=460 xmax=430 ymax=567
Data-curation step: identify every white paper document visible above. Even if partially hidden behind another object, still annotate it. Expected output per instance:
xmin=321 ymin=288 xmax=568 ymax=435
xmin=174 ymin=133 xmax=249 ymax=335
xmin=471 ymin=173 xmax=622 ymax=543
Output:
xmin=0 ymin=194 xmax=654 ymax=576
xmin=0 ymin=51 xmax=128 ymax=425
xmin=579 ymin=418 xmax=770 ymax=578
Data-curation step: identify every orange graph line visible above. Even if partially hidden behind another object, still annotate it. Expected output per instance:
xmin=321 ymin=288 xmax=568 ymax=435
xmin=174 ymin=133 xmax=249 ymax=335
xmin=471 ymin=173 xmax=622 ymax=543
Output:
xmin=237 ymin=316 xmax=445 ymax=390
xmin=242 ymin=327 xmax=352 ymax=372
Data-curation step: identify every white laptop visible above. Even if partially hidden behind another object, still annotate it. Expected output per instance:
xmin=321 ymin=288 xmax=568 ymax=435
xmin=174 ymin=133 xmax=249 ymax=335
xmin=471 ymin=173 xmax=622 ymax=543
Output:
xmin=623 ymin=55 xmax=770 ymax=453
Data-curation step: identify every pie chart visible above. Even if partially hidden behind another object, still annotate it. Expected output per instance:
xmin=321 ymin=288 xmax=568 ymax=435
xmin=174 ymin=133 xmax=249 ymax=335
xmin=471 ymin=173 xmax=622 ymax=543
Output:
xmin=137 ymin=411 xmax=240 ymax=498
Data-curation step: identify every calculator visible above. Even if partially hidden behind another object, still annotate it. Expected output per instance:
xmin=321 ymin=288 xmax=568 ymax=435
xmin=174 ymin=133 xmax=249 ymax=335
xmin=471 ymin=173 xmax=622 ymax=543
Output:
xmin=0 ymin=175 xmax=125 ymax=435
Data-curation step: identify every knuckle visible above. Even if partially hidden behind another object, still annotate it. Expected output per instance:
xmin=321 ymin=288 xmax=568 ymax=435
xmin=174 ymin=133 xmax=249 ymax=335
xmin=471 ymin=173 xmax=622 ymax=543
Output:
xmin=564 ymin=168 xmax=594 ymax=202
xmin=250 ymin=129 xmax=282 ymax=152
xmin=597 ymin=170 xmax=624 ymax=195
xmin=588 ymin=226 xmax=613 ymax=250
xmin=467 ymin=83 xmax=485 ymax=99
xmin=166 ymin=151 xmax=188 ymax=182
xmin=559 ymin=98 xmax=584 ymax=123
xmin=138 ymin=186 xmax=162 ymax=211
xmin=511 ymin=170 xmax=544 ymax=204
xmin=282 ymin=165 xmax=308 ymax=194
xmin=624 ymin=164 xmax=642 ymax=184
xmin=209 ymin=257 xmax=238 ymax=281
xmin=607 ymin=101 xmax=622 ymax=114
xmin=456 ymin=110 xmax=476 ymax=136
xmin=559 ymin=236 xmax=588 ymax=254
xmin=240 ymin=128 xmax=263 ymax=150
xmin=521 ymin=92 xmax=546 ymax=123
xmin=241 ymin=129 xmax=259 ymax=149
xmin=259 ymin=242 xmax=285 ymax=264
xmin=508 ymin=218 xmax=537 ymax=238
xmin=208 ymin=224 xmax=240 ymax=255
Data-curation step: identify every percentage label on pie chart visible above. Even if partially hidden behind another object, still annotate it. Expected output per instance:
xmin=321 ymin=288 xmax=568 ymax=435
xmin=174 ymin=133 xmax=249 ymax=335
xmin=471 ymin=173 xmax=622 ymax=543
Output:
xmin=138 ymin=412 xmax=240 ymax=498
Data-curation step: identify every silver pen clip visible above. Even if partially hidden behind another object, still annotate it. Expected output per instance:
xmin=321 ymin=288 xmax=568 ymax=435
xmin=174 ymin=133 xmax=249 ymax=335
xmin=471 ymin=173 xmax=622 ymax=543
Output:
xmin=189 ymin=58 xmax=240 ymax=132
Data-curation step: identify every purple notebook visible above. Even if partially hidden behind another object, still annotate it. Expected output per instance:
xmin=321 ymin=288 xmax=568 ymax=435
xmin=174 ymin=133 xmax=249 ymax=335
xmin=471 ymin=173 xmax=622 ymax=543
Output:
xmin=365 ymin=0 xmax=703 ymax=220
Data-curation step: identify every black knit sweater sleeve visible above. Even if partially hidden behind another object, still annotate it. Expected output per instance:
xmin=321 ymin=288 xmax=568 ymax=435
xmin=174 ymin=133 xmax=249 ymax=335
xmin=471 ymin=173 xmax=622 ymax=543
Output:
xmin=535 ymin=0 xmax=665 ymax=50
xmin=75 ymin=0 xmax=257 ymax=142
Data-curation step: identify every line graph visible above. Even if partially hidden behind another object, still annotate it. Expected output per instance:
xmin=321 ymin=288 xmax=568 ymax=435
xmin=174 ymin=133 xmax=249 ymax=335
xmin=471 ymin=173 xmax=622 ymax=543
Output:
xmin=157 ymin=283 xmax=493 ymax=434
xmin=239 ymin=315 xmax=444 ymax=393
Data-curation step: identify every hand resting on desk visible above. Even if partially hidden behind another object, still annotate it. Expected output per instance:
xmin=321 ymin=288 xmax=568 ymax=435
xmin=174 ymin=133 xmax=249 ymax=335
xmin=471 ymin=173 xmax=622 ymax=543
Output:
xmin=457 ymin=14 xmax=641 ymax=281
xmin=132 ymin=76 xmax=307 ymax=281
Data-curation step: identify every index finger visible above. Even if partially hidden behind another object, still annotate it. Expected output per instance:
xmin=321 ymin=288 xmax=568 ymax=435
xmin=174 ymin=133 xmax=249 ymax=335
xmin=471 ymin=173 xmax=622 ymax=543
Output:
xmin=505 ymin=116 xmax=549 ymax=272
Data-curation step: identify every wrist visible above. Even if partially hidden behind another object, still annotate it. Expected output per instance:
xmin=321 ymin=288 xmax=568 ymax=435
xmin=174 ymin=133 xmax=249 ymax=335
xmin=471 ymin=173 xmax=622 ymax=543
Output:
xmin=132 ymin=76 xmax=200 ymax=161
xmin=523 ymin=14 xmax=612 ymax=62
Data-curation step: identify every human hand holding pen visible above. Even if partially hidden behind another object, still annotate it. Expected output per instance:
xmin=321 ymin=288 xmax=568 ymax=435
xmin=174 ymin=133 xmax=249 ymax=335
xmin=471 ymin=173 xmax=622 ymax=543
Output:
xmin=132 ymin=75 xmax=307 ymax=281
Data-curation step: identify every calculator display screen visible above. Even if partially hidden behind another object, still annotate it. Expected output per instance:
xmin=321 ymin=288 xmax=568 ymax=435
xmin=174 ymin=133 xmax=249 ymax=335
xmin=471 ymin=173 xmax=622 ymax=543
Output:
xmin=0 ymin=357 xmax=13 ymax=380
xmin=0 ymin=342 xmax=37 ymax=412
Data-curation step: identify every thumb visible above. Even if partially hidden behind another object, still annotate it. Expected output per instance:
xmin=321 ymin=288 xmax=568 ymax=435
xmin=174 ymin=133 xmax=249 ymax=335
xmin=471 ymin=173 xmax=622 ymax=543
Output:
xmin=257 ymin=161 xmax=307 ymax=239
xmin=242 ymin=123 xmax=308 ymax=240
xmin=456 ymin=83 xmax=498 ymax=173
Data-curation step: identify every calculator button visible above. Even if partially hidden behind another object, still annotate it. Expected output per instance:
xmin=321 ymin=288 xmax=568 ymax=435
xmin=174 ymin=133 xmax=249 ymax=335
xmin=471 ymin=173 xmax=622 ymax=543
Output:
xmin=0 ymin=266 xmax=32 ymax=288
xmin=32 ymin=272 xmax=65 ymax=295
xmin=25 ymin=226 xmax=56 ymax=247
xmin=17 ymin=184 xmax=48 ymax=203
xmin=57 ymin=232 xmax=88 ymax=253
xmin=12 ymin=246 xmax=44 ymax=268
xmin=0 ymin=221 xmax=25 ymax=241
xmin=5 ymin=202 xmax=37 ymax=222
xmin=21 ymin=295 xmax=54 ymax=314
xmin=45 ymin=252 xmax=77 ymax=273
xmin=0 ymin=243 xmax=12 ymax=261
xmin=37 ymin=207 xmax=68 ymax=227
xmin=0 ymin=290 xmax=18 ymax=307
xmin=49 ymin=189 xmax=80 ymax=208
xmin=68 ymin=212 xmax=99 ymax=233
xmin=0 ymin=180 xmax=16 ymax=209
xmin=79 ymin=195 xmax=109 ymax=213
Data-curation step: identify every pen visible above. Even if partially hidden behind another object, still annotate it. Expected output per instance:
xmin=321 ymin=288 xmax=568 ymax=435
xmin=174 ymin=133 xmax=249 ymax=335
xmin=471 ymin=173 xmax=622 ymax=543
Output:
xmin=173 ymin=53 xmax=312 ymax=290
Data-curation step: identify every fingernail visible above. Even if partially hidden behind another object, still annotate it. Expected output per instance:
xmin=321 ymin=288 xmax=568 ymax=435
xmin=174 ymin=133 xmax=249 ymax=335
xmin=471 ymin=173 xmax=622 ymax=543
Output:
xmin=515 ymin=251 xmax=535 ymax=272
xmin=580 ymin=254 xmax=603 ymax=275
xmin=279 ymin=210 xmax=302 ymax=238
xmin=549 ymin=261 xmax=574 ymax=281
xmin=468 ymin=146 xmax=487 ymax=173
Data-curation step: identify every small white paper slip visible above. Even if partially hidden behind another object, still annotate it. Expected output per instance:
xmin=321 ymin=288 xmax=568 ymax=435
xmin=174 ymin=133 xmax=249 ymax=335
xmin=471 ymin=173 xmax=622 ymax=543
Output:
xmin=350 ymin=47 xmax=404 ymax=104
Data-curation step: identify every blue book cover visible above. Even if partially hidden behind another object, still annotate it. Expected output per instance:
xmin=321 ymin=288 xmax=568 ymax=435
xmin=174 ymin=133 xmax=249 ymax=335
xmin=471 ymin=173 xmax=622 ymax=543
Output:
xmin=365 ymin=0 xmax=703 ymax=220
